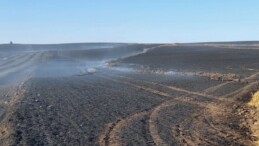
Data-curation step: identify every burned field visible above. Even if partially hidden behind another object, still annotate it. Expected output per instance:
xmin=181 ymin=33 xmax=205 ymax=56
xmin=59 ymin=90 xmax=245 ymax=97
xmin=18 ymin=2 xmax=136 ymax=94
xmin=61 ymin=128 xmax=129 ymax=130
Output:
xmin=0 ymin=42 xmax=259 ymax=146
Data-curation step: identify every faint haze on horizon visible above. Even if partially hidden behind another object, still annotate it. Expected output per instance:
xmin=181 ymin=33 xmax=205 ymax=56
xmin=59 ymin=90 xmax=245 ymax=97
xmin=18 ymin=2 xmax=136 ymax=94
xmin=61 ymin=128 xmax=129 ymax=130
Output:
xmin=0 ymin=0 xmax=259 ymax=44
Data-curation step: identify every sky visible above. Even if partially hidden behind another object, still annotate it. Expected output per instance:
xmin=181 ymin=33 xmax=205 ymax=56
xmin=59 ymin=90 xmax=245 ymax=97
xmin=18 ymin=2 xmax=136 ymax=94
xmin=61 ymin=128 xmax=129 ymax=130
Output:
xmin=0 ymin=0 xmax=259 ymax=44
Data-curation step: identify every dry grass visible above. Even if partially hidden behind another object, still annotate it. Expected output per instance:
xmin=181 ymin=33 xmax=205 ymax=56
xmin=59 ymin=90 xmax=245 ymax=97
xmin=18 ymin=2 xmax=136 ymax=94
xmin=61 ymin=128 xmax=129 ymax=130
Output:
xmin=248 ymin=91 xmax=259 ymax=107
xmin=247 ymin=91 xmax=259 ymax=146
xmin=197 ymin=72 xmax=240 ymax=81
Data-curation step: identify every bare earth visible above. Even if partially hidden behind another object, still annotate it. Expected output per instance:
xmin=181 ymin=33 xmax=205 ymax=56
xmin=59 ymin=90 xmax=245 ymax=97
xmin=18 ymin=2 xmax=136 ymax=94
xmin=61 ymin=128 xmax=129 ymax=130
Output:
xmin=0 ymin=42 xmax=259 ymax=146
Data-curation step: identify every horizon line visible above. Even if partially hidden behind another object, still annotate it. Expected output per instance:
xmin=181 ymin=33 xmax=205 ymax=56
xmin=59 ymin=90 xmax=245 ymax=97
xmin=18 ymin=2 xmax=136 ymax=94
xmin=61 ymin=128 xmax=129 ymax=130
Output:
xmin=1 ymin=40 xmax=259 ymax=45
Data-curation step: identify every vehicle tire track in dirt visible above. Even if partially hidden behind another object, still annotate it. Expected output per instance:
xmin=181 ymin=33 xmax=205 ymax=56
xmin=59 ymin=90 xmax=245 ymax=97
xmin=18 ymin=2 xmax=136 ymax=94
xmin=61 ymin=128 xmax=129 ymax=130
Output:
xmin=99 ymin=119 xmax=122 ymax=146
xmin=204 ymin=82 xmax=232 ymax=94
xmin=100 ymin=112 xmax=148 ymax=146
xmin=97 ymin=74 xmax=227 ymax=145
xmin=97 ymin=74 xmax=223 ymax=146
xmin=99 ymin=75 xmax=224 ymax=145
xmin=101 ymin=71 xmax=259 ymax=145
xmin=18 ymin=75 xmax=162 ymax=145
xmin=173 ymin=72 xmax=259 ymax=145
xmin=115 ymin=71 xmax=259 ymax=100
xmin=113 ymin=74 xmax=216 ymax=98
xmin=0 ymin=54 xmax=28 ymax=67
xmin=97 ymin=75 xmax=171 ymax=146
xmin=112 ymin=70 xmax=259 ymax=97
xmin=0 ymin=53 xmax=40 ymax=78
xmin=147 ymin=95 xmax=220 ymax=146
xmin=149 ymin=72 xmax=259 ymax=145
xmin=99 ymin=114 xmax=156 ymax=146
xmin=221 ymin=81 xmax=259 ymax=99
xmin=244 ymin=72 xmax=259 ymax=81
xmin=98 ymin=75 xmax=170 ymax=100
xmin=149 ymin=96 xmax=236 ymax=145
xmin=204 ymin=71 xmax=259 ymax=96
xmin=0 ymin=53 xmax=36 ymax=72
xmin=97 ymin=75 xmax=173 ymax=146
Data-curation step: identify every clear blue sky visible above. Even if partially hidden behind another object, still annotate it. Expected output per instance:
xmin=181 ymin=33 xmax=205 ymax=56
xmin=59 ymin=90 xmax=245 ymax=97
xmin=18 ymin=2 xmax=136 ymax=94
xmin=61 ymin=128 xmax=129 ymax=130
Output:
xmin=1 ymin=0 xmax=259 ymax=44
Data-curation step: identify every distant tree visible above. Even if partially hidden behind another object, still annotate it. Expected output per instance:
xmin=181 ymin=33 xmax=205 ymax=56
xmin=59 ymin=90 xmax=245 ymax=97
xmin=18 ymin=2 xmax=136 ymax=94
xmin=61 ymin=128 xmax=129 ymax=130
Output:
xmin=10 ymin=41 xmax=13 ymax=45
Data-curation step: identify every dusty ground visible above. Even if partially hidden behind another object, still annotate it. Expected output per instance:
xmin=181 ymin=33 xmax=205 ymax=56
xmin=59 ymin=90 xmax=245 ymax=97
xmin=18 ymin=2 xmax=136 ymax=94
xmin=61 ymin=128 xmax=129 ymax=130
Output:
xmin=0 ymin=42 xmax=259 ymax=146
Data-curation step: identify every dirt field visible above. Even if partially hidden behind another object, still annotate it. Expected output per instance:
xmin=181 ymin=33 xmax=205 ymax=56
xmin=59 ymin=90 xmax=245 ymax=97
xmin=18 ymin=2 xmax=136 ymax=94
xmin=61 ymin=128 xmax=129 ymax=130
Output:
xmin=0 ymin=42 xmax=259 ymax=146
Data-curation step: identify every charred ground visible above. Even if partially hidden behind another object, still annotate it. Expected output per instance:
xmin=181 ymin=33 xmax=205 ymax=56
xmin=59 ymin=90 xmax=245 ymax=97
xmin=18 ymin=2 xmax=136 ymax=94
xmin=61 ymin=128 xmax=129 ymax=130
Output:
xmin=0 ymin=42 xmax=259 ymax=146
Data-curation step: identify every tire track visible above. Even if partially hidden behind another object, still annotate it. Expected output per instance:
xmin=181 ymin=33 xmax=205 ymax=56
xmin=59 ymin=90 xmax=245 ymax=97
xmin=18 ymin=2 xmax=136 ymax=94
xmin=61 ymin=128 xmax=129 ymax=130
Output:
xmin=204 ymin=82 xmax=232 ymax=94
xmin=148 ymin=72 xmax=259 ymax=146
xmin=0 ymin=53 xmax=28 ymax=68
xmin=98 ymin=71 xmax=259 ymax=146
xmin=204 ymin=71 xmax=259 ymax=94
xmin=0 ymin=53 xmax=40 ymax=79
xmin=147 ymin=94 xmax=220 ymax=146
xmin=112 ymin=74 xmax=216 ymax=98
xmin=0 ymin=53 xmax=36 ymax=72
xmin=97 ymin=75 xmax=171 ymax=146
xmin=99 ymin=75 xmax=221 ymax=145
xmin=97 ymin=75 xmax=220 ymax=146
xmin=65 ymin=77 xmax=158 ymax=145
xmin=0 ymin=53 xmax=21 ymax=66
xmin=221 ymin=81 xmax=259 ymax=99
xmin=98 ymin=75 xmax=170 ymax=100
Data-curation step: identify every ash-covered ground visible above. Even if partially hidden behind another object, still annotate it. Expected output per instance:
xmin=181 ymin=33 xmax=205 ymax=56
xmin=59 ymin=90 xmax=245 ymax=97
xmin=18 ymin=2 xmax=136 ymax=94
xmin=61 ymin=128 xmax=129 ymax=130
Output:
xmin=0 ymin=42 xmax=259 ymax=146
